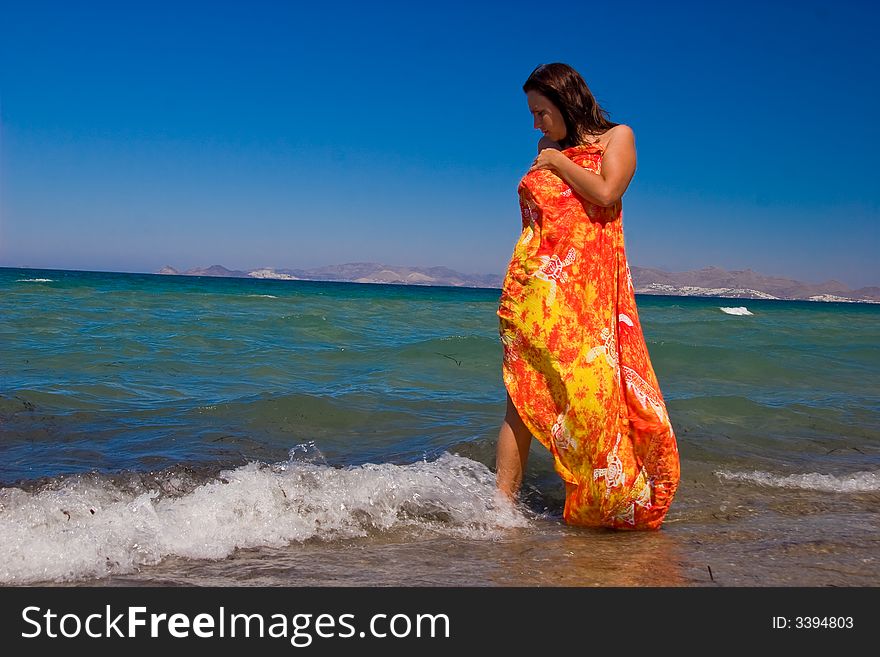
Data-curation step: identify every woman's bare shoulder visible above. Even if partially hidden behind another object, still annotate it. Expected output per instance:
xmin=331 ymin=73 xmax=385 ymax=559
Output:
xmin=604 ymin=124 xmax=634 ymax=144
xmin=600 ymin=125 xmax=635 ymax=156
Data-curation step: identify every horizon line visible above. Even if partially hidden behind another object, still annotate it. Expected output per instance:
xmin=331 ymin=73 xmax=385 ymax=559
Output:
xmin=1 ymin=262 xmax=876 ymax=289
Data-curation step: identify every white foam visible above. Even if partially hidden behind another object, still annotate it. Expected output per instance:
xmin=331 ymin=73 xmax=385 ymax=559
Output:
xmin=0 ymin=452 xmax=529 ymax=584
xmin=16 ymin=278 xmax=54 ymax=283
xmin=715 ymin=469 xmax=879 ymax=493
xmin=246 ymin=294 xmax=278 ymax=298
xmin=719 ymin=306 xmax=753 ymax=315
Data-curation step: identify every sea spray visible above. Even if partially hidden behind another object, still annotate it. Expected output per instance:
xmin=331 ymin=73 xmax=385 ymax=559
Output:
xmin=0 ymin=451 xmax=530 ymax=584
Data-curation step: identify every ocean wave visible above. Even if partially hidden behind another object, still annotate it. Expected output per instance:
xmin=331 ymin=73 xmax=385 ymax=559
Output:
xmin=719 ymin=306 xmax=753 ymax=316
xmin=16 ymin=278 xmax=54 ymax=283
xmin=715 ymin=469 xmax=879 ymax=492
xmin=246 ymin=294 xmax=278 ymax=298
xmin=0 ymin=450 xmax=528 ymax=584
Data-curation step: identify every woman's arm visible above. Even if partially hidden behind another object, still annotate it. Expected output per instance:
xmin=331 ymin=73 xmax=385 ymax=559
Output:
xmin=529 ymin=125 xmax=637 ymax=207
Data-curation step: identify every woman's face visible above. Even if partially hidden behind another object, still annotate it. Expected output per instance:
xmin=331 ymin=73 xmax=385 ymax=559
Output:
xmin=527 ymin=90 xmax=566 ymax=142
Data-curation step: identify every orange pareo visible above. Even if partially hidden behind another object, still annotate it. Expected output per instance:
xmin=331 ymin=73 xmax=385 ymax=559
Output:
xmin=497 ymin=143 xmax=680 ymax=529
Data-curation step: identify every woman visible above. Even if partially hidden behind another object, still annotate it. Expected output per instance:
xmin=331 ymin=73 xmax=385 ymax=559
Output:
xmin=495 ymin=63 xmax=680 ymax=530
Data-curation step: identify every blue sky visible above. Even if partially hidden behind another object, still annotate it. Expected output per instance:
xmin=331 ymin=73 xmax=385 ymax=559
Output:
xmin=1 ymin=0 xmax=877 ymax=288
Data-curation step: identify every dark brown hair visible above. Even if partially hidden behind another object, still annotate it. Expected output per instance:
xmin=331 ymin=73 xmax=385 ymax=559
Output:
xmin=523 ymin=62 xmax=618 ymax=149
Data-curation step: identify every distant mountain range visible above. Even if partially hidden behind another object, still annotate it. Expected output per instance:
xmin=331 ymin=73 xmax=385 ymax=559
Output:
xmin=156 ymin=262 xmax=503 ymax=289
xmin=156 ymin=263 xmax=880 ymax=303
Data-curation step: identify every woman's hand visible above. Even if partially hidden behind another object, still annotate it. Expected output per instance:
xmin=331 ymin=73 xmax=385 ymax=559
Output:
xmin=528 ymin=147 xmax=567 ymax=174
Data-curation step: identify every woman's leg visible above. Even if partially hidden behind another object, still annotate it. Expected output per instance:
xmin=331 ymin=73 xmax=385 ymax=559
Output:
xmin=495 ymin=392 xmax=533 ymax=499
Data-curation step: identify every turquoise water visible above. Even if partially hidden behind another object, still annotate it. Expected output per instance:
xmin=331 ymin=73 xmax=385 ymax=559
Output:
xmin=1 ymin=267 xmax=878 ymax=586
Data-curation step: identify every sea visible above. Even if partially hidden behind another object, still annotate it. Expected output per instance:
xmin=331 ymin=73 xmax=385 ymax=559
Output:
xmin=1 ymin=266 xmax=878 ymax=587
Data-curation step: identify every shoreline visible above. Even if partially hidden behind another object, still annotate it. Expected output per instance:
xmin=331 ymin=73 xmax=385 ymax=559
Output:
xmin=4 ymin=457 xmax=878 ymax=588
